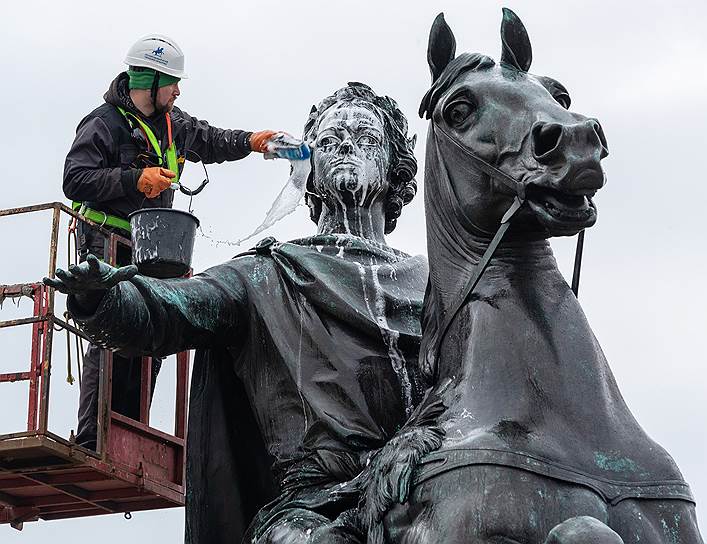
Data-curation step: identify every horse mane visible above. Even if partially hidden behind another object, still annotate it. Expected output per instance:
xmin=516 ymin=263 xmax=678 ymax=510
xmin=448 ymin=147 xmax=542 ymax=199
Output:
xmin=419 ymin=53 xmax=495 ymax=119
xmin=416 ymin=53 xmax=495 ymax=383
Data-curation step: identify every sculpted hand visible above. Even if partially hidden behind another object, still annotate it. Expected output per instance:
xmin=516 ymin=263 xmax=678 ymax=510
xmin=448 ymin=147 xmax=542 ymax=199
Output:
xmin=43 ymin=254 xmax=137 ymax=300
xmin=249 ymin=130 xmax=278 ymax=153
xmin=137 ymin=167 xmax=175 ymax=198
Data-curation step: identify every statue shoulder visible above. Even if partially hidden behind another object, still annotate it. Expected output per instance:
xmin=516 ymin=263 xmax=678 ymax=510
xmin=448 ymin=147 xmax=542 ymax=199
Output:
xmin=224 ymin=236 xmax=283 ymax=269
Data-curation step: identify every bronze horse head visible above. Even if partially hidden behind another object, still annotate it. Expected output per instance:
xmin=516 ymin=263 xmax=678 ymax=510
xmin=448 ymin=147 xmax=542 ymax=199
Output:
xmin=420 ymin=9 xmax=609 ymax=240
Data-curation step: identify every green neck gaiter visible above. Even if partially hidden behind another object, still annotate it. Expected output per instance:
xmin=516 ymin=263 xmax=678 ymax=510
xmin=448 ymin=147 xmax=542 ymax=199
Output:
xmin=127 ymin=69 xmax=180 ymax=90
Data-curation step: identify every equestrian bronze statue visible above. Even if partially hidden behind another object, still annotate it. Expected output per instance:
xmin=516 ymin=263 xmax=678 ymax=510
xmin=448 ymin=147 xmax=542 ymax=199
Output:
xmin=362 ymin=9 xmax=703 ymax=544
xmin=44 ymin=11 xmax=703 ymax=544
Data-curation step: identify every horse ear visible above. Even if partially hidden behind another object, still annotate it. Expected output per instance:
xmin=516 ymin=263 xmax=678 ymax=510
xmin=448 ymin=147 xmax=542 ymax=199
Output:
xmin=500 ymin=7 xmax=532 ymax=72
xmin=428 ymin=13 xmax=456 ymax=82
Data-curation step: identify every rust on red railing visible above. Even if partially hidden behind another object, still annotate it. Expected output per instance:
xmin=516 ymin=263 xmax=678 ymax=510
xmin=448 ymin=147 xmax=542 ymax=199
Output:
xmin=0 ymin=202 xmax=190 ymax=530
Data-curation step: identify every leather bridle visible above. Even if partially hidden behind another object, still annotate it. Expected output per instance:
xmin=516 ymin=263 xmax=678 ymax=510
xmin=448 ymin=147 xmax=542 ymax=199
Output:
xmin=431 ymin=123 xmax=585 ymax=365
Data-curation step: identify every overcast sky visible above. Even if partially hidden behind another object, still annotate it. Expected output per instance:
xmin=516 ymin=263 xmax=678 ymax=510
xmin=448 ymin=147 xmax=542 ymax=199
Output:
xmin=1 ymin=0 xmax=706 ymax=541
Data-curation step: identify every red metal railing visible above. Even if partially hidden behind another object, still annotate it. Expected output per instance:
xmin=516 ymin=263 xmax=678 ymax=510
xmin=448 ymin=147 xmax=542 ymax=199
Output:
xmin=0 ymin=282 xmax=48 ymax=432
xmin=0 ymin=202 xmax=189 ymax=529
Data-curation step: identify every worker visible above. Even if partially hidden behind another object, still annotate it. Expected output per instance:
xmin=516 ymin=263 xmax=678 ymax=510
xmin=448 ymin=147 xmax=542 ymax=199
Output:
xmin=63 ymin=34 xmax=282 ymax=450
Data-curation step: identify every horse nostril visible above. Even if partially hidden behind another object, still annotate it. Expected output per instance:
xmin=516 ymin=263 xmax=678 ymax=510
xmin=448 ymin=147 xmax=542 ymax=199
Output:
xmin=532 ymin=123 xmax=563 ymax=162
xmin=589 ymin=119 xmax=609 ymax=158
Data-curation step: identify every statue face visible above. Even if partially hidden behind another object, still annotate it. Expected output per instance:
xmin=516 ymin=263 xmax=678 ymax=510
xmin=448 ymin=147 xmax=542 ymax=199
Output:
xmin=311 ymin=103 xmax=390 ymax=209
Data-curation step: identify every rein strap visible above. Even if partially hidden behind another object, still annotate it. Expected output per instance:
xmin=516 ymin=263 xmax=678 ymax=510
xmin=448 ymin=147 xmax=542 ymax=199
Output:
xmin=430 ymin=124 xmax=585 ymax=368
xmin=432 ymin=196 xmax=524 ymax=365
xmin=436 ymin=126 xmax=526 ymax=200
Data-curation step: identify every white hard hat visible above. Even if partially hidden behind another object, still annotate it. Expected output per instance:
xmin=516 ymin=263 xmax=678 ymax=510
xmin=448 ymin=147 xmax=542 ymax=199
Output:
xmin=124 ymin=34 xmax=188 ymax=79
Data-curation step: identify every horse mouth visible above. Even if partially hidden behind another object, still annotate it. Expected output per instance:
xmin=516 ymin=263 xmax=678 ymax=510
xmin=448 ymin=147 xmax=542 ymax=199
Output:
xmin=526 ymin=185 xmax=597 ymax=234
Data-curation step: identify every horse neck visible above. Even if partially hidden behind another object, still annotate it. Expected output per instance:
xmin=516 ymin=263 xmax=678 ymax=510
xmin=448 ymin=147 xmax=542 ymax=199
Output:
xmin=421 ymin=139 xmax=556 ymax=328
xmin=422 ymin=143 xmax=568 ymax=383
xmin=426 ymin=228 xmax=556 ymax=316
xmin=426 ymin=224 xmax=603 ymax=414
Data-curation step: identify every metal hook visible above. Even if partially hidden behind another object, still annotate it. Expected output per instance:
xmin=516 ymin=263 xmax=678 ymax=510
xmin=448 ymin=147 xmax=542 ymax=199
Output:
xmin=178 ymin=178 xmax=209 ymax=197
xmin=177 ymin=150 xmax=211 ymax=214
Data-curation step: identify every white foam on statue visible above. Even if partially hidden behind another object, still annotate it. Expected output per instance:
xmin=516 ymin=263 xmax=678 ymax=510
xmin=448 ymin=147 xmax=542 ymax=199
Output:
xmin=235 ymin=158 xmax=312 ymax=246
xmin=371 ymin=264 xmax=413 ymax=417
xmin=295 ymin=292 xmax=309 ymax=435
xmin=333 ymin=192 xmax=351 ymax=235
xmin=356 ymin=261 xmax=414 ymax=417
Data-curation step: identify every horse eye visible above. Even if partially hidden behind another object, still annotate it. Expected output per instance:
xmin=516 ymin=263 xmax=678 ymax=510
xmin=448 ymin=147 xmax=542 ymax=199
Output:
xmin=444 ymin=100 xmax=475 ymax=126
xmin=554 ymin=92 xmax=571 ymax=109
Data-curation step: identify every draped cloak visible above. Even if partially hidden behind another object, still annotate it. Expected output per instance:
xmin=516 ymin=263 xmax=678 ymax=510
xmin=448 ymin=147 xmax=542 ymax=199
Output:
xmin=68 ymin=233 xmax=428 ymax=543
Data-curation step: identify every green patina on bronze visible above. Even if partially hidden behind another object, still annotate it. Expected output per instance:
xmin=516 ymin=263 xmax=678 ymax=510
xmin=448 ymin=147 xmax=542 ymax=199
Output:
xmin=593 ymin=452 xmax=639 ymax=473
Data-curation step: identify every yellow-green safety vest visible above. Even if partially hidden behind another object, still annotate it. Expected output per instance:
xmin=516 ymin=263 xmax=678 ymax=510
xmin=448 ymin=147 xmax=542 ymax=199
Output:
xmin=116 ymin=106 xmax=180 ymax=183
xmin=71 ymin=108 xmax=181 ymax=233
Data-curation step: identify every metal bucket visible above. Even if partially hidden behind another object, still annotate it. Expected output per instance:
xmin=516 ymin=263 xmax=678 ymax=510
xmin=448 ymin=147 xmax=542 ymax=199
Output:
xmin=128 ymin=208 xmax=199 ymax=278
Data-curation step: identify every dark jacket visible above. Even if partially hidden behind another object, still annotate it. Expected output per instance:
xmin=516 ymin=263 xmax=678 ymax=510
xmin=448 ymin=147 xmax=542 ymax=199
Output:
xmin=63 ymin=72 xmax=253 ymax=219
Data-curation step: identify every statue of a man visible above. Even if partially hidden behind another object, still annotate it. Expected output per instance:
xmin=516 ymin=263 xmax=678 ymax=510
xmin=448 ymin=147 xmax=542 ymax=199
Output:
xmin=46 ymin=82 xmax=427 ymax=544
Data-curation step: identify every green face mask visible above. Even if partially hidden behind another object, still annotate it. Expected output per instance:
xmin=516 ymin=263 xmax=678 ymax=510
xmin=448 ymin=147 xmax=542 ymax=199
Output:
xmin=127 ymin=69 xmax=180 ymax=90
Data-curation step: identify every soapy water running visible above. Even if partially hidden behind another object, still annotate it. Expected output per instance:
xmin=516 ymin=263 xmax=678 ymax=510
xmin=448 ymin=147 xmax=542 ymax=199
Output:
xmin=197 ymin=133 xmax=312 ymax=247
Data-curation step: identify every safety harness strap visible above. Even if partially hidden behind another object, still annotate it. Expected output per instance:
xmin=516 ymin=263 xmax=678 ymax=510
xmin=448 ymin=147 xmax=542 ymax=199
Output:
xmin=69 ymin=109 xmax=181 ymax=234
xmin=164 ymin=114 xmax=180 ymax=180
xmin=116 ymin=106 xmax=180 ymax=183
xmin=71 ymin=201 xmax=131 ymax=233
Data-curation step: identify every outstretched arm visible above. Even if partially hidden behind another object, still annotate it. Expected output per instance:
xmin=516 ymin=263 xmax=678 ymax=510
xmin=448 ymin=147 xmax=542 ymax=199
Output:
xmin=171 ymin=107 xmax=278 ymax=164
xmin=45 ymin=255 xmax=247 ymax=357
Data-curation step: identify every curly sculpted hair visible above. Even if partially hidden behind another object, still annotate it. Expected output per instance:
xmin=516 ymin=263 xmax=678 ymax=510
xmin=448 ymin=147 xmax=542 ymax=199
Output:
xmin=303 ymin=82 xmax=418 ymax=234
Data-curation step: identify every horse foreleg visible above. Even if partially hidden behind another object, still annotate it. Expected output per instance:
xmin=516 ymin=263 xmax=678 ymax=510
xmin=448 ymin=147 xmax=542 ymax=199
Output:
xmin=544 ymin=516 xmax=624 ymax=543
xmin=382 ymin=466 xmax=611 ymax=543
xmin=609 ymin=499 xmax=704 ymax=544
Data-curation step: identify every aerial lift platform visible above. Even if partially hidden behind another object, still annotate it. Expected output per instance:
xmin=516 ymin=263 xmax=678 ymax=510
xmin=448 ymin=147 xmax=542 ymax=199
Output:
xmin=0 ymin=202 xmax=189 ymax=530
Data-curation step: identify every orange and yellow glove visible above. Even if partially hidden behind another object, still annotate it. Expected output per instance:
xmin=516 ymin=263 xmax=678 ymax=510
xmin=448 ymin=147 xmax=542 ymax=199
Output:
xmin=137 ymin=167 xmax=175 ymax=199
xmin=249 ymin=130 xmax=278 ymax=153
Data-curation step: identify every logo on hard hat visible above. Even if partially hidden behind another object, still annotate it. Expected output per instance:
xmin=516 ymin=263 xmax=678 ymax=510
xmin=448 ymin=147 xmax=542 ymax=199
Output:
xmin=144 ymin=47 xmax=169 ymax=66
